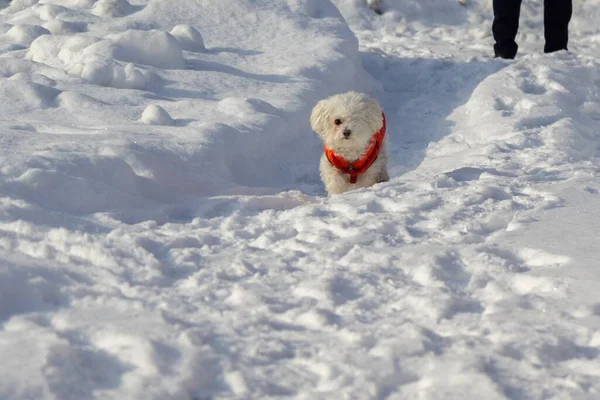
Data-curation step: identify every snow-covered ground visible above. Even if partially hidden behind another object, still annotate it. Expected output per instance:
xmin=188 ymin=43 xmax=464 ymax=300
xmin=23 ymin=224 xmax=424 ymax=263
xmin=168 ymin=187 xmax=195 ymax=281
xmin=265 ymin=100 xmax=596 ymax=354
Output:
xmin=2 ymin=0 xmax=600 ymax=398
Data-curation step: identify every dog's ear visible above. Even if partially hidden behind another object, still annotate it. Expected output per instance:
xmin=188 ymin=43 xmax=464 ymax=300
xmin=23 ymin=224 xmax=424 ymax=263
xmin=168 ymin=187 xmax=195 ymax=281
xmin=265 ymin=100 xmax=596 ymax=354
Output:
xmin=310 ymin=100 xmax=330 ymax=137
xmin=364 ymin=97 xmax=384 ymax=132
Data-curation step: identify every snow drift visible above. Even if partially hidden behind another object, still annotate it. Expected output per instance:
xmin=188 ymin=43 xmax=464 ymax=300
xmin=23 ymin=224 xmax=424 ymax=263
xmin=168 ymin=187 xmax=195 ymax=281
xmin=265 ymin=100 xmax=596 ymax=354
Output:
xmin=1 ymin=0 xmax=378 ymax=222
xmin=2 ymin=0 xmax=600 ymax=398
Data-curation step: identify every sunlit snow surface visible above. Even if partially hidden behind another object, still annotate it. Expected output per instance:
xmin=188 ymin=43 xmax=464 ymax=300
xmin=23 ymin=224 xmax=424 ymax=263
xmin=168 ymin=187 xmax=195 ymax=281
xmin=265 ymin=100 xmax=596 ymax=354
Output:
xmin=2 ymin=0 xmax=600 ymax=398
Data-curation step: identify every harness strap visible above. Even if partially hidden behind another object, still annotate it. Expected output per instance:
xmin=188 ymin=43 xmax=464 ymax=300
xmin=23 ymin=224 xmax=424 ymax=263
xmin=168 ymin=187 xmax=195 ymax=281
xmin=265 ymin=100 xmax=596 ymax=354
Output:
xmin=324 ymin=112 xmax=386 ymax=184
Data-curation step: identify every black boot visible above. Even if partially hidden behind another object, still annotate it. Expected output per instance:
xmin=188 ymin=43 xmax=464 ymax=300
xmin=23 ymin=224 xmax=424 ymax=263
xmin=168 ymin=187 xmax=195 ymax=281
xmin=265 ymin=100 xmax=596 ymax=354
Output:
xmin=492 ymin=0 xmax=522 ymax=59
xmin=543 ymin=0 xmax=572 ymax=53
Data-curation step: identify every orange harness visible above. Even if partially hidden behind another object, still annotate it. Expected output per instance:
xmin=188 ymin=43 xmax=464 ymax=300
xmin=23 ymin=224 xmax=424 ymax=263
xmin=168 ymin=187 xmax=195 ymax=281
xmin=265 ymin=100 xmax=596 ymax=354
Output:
xmin=324 ymin=112 xmax=386 ymax=184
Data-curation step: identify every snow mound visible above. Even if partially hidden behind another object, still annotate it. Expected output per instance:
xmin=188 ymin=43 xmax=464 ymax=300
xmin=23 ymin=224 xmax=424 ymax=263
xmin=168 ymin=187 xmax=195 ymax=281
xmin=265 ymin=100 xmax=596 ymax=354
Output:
xmin=56 ymin=91 xmax=105 ymax=112
xmin=27 ymin=30 xmax=185 ymax=72
xmin=42 ymin=19 xmax=87 ymax=34
xmin=81 ymin=60 xmax=152 ymax=89
xmin=0 ymin=80 xmax=60 ymax=112
xmin=92 ymin=0 xmax=135 ymax=17
xmin=26 ymin=35 xmax=156 ymax=88
xmin=287 ymin=0 xmax=343 ymax=18
xmin=4 ymin=24 xmax=50 ymax=46
xmin=13 ymin=155 xmax=145 ymax=213
xmin=170 ymin=24 xmax=205 ymax=51
xmin=32 ymin=3 xmax=71 ymax=20
xmin=218 ymin=97 xmax=282 ymax=118
xmin=110 ymin=30 xmax=185 ymax=69
xmin=140 ymin=104 xmax=175 ymax=126
xmin=7 ymin=72 xmax=56 ymax=87
xmin=4 ymin=0 xmax=41 ymax=13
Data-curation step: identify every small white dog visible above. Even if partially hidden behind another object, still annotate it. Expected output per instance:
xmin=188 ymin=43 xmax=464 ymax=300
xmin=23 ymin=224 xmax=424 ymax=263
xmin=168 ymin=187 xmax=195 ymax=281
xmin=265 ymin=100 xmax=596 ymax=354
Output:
xmin=310 ymin=91 xmax=389 ymax=195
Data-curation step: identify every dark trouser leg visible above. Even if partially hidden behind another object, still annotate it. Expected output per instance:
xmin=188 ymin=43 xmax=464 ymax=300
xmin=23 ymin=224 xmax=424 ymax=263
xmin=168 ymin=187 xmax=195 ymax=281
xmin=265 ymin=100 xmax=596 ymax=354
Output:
xmin=493 ymin=0 xmax=522 ymax=59
xmin=544 ymin=0 xmax=572 ymax=53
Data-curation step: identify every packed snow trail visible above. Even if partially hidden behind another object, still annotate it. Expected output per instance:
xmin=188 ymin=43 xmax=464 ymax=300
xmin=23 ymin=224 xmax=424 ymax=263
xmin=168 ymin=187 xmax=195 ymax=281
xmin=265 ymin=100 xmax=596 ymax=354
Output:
xmin=2 ymin=0 xmax=600 ymax=399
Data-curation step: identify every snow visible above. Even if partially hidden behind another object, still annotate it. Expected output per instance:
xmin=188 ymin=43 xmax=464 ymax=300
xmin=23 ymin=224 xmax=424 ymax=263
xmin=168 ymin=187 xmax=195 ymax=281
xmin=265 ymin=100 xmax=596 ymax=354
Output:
xmin=91 ymin=0 xmax=134 ymax=18
xmin=170 ymin=25 xmax=205 ymax=52
xmin=1 ymin=0 xmax=600 ymax=398
xmin=140 ymin=104 xmax=174 ymax=126
xmin=4 ymin=23 xmax=50 ymax=46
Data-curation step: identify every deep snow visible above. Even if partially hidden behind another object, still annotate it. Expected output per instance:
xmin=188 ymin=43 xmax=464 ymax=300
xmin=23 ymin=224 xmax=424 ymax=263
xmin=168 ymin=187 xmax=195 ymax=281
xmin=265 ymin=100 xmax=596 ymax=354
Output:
xmin=2 ymin=0 xmax=600 ymax=398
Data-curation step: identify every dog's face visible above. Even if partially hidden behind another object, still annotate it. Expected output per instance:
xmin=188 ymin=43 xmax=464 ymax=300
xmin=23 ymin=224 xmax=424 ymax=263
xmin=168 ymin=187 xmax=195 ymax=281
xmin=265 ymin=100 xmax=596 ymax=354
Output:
xmin=310 ymin=91 xmax=383 ymax=155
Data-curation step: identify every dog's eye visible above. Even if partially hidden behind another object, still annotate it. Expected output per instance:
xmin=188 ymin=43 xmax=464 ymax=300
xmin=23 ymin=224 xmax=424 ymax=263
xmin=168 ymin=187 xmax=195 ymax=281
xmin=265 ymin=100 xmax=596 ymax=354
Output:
xmin=334 ymin=119 xmax=342 ymax=125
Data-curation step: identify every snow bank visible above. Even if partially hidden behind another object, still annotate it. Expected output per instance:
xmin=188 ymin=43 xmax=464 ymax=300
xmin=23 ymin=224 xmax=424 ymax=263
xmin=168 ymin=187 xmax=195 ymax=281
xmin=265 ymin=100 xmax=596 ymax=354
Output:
xmin=419 ymin=53 xmax=600 ymax=175
xmin=3 ymin=0 xmax=377 ymax=219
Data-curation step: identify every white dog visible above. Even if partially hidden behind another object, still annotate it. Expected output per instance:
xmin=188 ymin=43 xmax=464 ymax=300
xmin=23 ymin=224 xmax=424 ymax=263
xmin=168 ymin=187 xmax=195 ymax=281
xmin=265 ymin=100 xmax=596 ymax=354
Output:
xmin=310 ymin=91 xmax=389 ymax=195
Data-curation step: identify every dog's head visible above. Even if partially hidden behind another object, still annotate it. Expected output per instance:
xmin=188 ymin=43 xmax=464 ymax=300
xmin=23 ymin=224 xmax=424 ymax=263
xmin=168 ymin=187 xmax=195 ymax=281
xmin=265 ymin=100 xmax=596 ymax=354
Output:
xmin=310 ymin=91 xmax=383 ymax=154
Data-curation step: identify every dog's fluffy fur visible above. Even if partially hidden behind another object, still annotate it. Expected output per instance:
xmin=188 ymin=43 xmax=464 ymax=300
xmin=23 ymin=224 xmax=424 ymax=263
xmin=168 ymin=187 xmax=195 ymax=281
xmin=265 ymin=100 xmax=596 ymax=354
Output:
xmin=310 ymin=91 xmax=389 ymax=195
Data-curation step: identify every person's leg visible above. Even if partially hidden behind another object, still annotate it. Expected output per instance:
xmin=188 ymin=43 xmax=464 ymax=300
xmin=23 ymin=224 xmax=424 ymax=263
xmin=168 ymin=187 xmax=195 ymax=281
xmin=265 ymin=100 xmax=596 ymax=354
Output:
xmin=493 ymin=0 xmax=522 ymax=59
xmin=544 ymin=0 xmax=572 ymax=53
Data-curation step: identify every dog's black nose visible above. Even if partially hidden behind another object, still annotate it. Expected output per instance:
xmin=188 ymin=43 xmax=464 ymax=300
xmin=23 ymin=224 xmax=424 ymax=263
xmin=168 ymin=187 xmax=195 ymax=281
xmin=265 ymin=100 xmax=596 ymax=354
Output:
xmin=343 ymin=129 xmax=352 ymax=138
